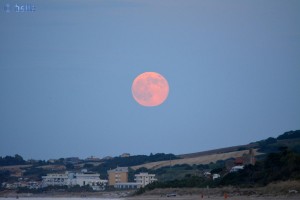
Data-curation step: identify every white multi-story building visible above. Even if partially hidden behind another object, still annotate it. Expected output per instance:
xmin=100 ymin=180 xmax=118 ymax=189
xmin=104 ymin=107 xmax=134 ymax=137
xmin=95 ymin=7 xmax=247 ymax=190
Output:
xmin=114 ymin=182 xmax=141 ymax=189
xmin=42 ymin=173 xmax=68 ymax=187
xmin=75 ymin=172 xmax=107 ymax=188
xmin=42 ymin=172 xmax=107 ymax=190
xmin=134 ymin=172 xmax=157 ymax=188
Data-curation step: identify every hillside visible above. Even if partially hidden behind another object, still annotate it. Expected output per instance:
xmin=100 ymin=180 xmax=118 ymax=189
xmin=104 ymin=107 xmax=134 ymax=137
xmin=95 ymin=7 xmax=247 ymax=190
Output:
xmin=178 ymin=144 xmax=255 ymax=159
xmin=131 ymin=130 xmax=300 ymax=170
xmin=1 ymin=130 xmax=299 ymax=184
xmin=136 ymin=146 xmax=300 ymax=195
xmin=132 ymin=149 xmax=262 ymax=170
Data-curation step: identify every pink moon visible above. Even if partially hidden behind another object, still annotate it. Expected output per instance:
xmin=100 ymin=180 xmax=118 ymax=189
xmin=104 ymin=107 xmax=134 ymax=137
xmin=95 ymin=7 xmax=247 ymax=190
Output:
xmin=131 ymin=72 xmax=169 ymax=107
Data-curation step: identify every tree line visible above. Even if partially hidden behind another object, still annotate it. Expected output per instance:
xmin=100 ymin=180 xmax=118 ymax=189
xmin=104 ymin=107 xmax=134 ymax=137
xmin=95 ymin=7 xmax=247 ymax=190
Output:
xmin=0 ymin=154 xmax=25 ymax=166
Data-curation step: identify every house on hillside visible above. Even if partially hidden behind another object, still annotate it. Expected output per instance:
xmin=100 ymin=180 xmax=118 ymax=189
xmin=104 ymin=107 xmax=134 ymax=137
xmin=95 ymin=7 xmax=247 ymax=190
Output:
xmin=226 ymin=149 xmax=256 ymax=171
xmin=230 ymin=165 xmax=244 ymax=173
xmin=65 ymin=157 xmax=81 ymax=164
xmin=120 ymin=153 xmax=130 ymax=158
xmin=85 ymin=156 xmax=101 ymax=162
xmin=204 ymin=171 xmax=211 ymax=178
xmin=212 ymin=174 xmax=220 ymax=180
xmin=234 ymin=157 xmax=244 ymax=166
xmin=234 ymin=149 xmax=256 ymax=166
xmin=102 ymin=156 xmax=113 ymax=160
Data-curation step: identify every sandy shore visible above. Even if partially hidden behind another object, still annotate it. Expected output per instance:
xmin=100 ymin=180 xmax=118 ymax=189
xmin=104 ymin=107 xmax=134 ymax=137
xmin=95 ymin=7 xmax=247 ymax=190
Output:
xmin=1 ymin=192 xmax=299 ymax=199
xmin=1 ymin=181 xmax=300 ymax=199
xmin=125 ymin=195 xmax=300 ymax=200
xmin=1 ymin=192 xmax=299 ymax=200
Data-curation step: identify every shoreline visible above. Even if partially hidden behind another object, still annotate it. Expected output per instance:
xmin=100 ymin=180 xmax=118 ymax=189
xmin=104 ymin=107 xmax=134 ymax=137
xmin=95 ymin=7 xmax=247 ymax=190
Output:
xmin=0 ymin=191 xmax=131 ymax=198
xmin=1 ymin=182 xmax=300 ymax=199
xmin=1 ymin=194 xmax=300 ymax=200
xmin=1 ymin=192 xmax=300 ymax=200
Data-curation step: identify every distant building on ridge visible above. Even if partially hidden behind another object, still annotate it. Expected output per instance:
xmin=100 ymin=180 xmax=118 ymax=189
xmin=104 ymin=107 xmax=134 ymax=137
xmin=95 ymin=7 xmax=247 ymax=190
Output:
xmin=85 ymin=156 xmax=101 ymax=162
xmin=226 ymin=149 xmax=256 ymax=171
xmin=120 ymin=153 xmax=130 ymax=158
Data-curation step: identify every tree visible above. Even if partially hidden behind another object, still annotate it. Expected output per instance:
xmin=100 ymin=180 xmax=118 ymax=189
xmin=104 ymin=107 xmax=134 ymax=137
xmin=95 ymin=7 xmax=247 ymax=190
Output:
xmin=277 ymin=130 xmax=300 ymax=140
xmin=0 ymin=170 xmax=10 ymax=183
xmin=66 ymin=163 xmax=74 ymax=170
xmin=0 ymin=154 xmax=25 ymax=166
xmin=211 ymin=167 xmax=223 ymax=174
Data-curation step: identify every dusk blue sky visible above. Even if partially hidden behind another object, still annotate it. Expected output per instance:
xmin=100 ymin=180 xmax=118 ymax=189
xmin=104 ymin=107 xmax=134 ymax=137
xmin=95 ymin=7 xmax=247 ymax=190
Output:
xmin=1 ymin=0 xmax=299 ymax=160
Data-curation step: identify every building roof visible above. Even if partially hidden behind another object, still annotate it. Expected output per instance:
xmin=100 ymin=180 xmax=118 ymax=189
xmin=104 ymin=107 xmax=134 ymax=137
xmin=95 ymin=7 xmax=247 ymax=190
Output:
xmin=120 ymin=153 xmax=130 ymax=157
xmin=135 ymin=172 xmax=155 ymax=177
xmin=115 ymin=182 xmax=141 ymax=186
xmin=107 ymin=167 xmax=128 ymax=173
xmin=234 ymin=157 xmax=244 ymax=165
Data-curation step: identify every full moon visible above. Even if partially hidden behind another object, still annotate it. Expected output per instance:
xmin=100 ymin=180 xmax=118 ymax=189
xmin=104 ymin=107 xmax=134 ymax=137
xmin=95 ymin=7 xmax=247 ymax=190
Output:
xmin=132 ymin=72 xmax=169 ymax=107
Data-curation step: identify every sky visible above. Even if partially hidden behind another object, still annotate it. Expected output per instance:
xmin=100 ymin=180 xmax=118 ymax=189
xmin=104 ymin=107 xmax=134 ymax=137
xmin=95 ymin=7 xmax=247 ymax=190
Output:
xmin=0 ymin=0 xmax=300 ymax=160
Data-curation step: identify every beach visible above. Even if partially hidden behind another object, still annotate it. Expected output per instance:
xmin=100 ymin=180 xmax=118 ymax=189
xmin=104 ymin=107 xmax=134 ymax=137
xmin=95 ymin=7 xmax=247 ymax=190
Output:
xmin=1 ymin=191 xmax=300 ymax=200
xmin=126 ymin=196 xmax=300 ymax=200
xmin=1 ymin=182 xmax=300 ymax=200
xmin=1 ymin=195 xmax=300 ymax=200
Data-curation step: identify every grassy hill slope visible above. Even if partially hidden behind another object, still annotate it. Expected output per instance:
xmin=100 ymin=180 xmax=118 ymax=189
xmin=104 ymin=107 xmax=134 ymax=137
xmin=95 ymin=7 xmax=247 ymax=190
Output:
xmin=132 ymin=149 xmax=262 ymax=170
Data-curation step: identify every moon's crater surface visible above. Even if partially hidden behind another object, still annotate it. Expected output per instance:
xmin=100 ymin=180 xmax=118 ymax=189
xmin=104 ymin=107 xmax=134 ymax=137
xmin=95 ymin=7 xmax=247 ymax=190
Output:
xmin=132 ymin=72 xmax=169 ymax=107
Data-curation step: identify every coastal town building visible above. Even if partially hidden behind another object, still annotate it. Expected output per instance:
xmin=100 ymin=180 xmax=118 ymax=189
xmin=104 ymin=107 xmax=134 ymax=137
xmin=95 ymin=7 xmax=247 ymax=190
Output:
xmin=114 ymin=182 xmax=141 ymax=189
xmin=134 ymin=172 xmax=157 ymax=188
xmin=2 ymin=181 xmax=41 ymax=190
xmin=114 ymin=172 xmax=157 ymax=189
xmin=107 ymin=167 xmax=128 ymax=186
xmin=42 ymin=173 xmax=68 ymax=186
xmin=42 ymin=171 xmax=107 ymax=190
